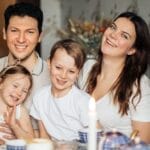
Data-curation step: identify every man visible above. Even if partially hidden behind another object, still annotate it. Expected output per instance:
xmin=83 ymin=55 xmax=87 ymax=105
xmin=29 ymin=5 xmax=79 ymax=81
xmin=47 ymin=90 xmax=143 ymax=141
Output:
xmin=0 ymin=2 xmax=50 ymax=139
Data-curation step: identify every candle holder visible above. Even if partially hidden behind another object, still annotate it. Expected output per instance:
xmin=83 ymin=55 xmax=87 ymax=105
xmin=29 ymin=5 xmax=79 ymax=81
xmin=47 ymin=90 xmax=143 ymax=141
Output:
xmin=119 ymin=129 xmax=149 ymax=150
xmin=120 ymin=138 xmax=149 ymax=150
xmin=98 ymin=131 xmax=130 ymax=150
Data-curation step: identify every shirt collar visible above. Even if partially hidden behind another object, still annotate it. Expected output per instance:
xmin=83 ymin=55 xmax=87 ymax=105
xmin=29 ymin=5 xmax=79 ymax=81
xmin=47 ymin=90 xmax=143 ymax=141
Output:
xmin=31 ymin=53 xmax=44 ymax=76
xmin=3 ymin=53 xmax=44 ymax=76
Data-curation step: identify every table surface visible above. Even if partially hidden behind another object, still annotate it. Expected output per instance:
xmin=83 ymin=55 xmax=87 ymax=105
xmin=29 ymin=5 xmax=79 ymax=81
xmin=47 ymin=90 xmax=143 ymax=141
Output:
xmin=1 ymin=142 xmax=150 ymax=150
xmin=0 ymin=142 xmax=87 ymax=150
xmin=0 ymin=145 xmax=5 ymax=150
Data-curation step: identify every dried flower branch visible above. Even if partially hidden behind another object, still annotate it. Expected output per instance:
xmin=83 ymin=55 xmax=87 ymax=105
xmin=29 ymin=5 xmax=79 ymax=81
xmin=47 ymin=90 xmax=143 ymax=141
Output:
xmin=57 ymin=18 xmax=111 ymax=58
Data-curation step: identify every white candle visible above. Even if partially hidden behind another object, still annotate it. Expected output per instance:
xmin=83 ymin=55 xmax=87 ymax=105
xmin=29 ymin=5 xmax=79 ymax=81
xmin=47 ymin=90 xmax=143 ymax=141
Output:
xmin=88 ymin=97 xmax=97 ymax=150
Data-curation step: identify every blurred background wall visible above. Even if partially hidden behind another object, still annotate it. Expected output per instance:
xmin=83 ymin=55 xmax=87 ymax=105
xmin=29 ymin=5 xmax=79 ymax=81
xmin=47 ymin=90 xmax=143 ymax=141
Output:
xmin=41 ymin=0 xmax=150 ymax=59
xmin=41 ymin=0 xmax=150 ymax=78
xmin=0 ymin=0 xmax=15 ymax=57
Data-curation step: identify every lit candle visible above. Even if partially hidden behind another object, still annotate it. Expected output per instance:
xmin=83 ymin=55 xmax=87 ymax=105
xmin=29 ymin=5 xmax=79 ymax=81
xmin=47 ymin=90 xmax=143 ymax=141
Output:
xmin=88 ymin=97 xmax=97 ymax=150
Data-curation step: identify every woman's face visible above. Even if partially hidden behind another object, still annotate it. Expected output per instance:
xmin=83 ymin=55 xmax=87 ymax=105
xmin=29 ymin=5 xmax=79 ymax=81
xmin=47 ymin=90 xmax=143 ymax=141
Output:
xmin=0 ymin=74 xmax=31 ymax=107
xmin=101 ymin=17 xmax=136 ymax=59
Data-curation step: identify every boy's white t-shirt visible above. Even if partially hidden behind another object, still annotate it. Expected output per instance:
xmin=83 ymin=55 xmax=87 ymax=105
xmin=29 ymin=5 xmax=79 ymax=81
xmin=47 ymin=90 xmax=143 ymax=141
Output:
xmin=30 ymin=85 xmax=91 ymax=141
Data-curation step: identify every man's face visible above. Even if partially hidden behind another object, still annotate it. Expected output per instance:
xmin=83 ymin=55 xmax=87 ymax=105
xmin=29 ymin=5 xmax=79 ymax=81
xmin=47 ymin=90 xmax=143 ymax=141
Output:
xmin=3 ymin=16 xmax=42 ymax=60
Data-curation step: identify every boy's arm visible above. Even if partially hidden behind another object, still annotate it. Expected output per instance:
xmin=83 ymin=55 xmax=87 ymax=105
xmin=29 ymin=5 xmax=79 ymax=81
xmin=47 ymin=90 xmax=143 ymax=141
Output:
xmin=38 ymin=120 xmax=51 ymax=139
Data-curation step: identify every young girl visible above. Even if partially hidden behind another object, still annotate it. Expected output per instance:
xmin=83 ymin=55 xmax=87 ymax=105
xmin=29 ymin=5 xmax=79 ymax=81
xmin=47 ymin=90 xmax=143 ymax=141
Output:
xmin=30 ymin=39 xmax=92 ymax=141
xmin=0 ymin=65 xmax=34 ymax=144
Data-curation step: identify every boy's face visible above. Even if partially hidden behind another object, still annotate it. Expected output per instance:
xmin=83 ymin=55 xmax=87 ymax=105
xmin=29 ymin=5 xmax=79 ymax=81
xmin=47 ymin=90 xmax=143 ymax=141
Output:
xmin=3 ymin=16 xmax=42 ymax=61
xmin=49 ymin=48 xmax=80 ymax=96
xmin=0 ymin=74 xmax=31 ymax=106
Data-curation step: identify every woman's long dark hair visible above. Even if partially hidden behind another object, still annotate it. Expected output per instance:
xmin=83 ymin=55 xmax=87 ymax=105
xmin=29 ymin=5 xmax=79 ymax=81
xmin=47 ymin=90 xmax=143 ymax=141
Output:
xmin=86 ymin=12 xmax=150 ymax=116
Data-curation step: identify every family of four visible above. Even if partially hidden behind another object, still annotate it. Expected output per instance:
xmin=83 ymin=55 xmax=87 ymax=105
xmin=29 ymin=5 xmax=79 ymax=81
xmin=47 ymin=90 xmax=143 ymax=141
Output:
xmin=0 ymin=2 xmax=150 ymax=145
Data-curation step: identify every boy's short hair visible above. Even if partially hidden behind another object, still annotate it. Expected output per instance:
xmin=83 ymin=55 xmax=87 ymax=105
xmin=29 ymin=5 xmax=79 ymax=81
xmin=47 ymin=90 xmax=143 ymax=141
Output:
xmin=49 ymin=39 xmax=86 ymax=70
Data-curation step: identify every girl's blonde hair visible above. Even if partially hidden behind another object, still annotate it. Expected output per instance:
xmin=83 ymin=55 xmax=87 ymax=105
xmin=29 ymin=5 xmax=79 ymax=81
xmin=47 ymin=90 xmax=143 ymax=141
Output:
xmin=0 ymin=64 xmax=33 ymax=90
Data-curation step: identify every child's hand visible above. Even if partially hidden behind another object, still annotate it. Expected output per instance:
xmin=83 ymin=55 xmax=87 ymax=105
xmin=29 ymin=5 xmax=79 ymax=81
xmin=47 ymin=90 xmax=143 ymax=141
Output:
xmin=4 ymin=105 xmax=21 ymax=128
xmin=0 ymin=138 xmax=5 ymax=145
xmin=0 ymin=122 xmax=16 ymax=140
xmin=2 ymin=105 xmax=20 ymax=139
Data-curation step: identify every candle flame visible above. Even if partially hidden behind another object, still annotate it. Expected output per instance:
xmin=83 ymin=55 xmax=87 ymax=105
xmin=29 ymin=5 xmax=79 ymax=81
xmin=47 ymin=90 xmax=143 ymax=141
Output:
xmin=89 ymin=97 xmax=96 ymax=112
xmin=112 ymin=128 xmax=117 ymax=133
xmin=134 ymin=137 xmax=141 ymax=144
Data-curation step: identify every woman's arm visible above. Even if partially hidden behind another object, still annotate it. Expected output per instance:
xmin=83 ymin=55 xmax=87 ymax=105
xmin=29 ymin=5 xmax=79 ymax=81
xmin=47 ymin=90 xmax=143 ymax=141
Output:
xmin=131 ymin=76 xmax=150 ymax=144
xmin=38 ymin=120 xmax=51 ymax=139
xmin=132 ymin=120 xmax=150 ymax=144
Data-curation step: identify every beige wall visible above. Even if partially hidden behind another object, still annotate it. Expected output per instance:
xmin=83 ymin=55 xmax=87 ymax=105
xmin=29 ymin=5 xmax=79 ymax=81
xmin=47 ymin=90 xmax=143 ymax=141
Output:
xmin=0 ymin=0 xmax=15 ymax=58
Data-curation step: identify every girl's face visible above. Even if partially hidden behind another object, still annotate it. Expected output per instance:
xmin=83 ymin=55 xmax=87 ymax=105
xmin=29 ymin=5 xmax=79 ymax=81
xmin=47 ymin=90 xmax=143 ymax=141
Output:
xmin=0 ymin=73 xmax=31 ymax=106
xmin=101 ymin=17 xmax=136 ymax=59
xmin=49 ymin=48 xmax=80 ymax=96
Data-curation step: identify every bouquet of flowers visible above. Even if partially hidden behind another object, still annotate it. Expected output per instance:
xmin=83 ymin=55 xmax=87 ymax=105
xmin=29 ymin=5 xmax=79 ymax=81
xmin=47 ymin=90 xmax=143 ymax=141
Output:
xmin=58 ymin=18 xmax=111 ymax=58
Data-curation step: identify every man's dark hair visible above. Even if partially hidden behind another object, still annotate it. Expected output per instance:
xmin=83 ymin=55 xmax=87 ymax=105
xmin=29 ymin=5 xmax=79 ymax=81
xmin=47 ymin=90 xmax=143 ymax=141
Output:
xmin=4 ymin=2 xmax=43 ymax=33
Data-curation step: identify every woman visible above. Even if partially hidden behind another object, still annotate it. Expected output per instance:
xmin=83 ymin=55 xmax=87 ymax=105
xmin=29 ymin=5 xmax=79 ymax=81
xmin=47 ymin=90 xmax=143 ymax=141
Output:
xmin=79 ymin=12 xmax=150 ymax=143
